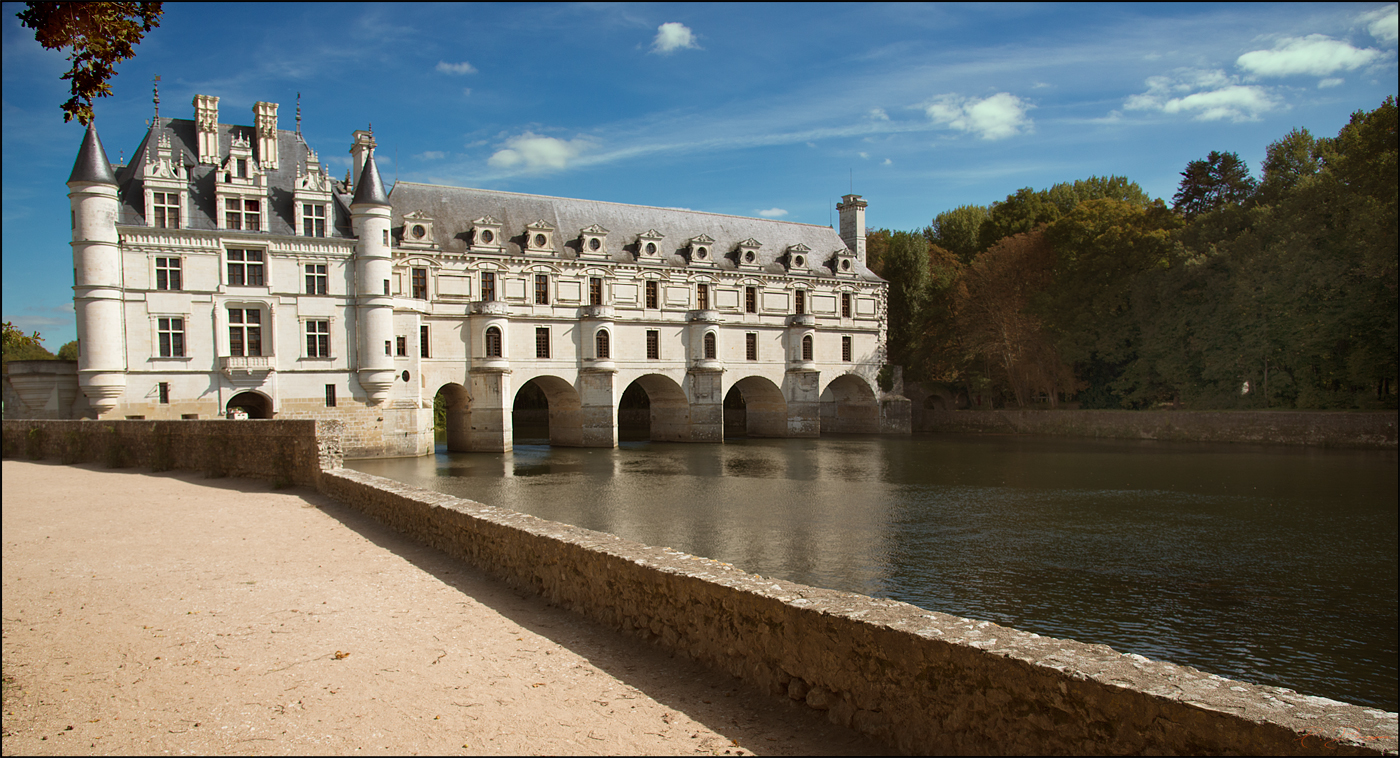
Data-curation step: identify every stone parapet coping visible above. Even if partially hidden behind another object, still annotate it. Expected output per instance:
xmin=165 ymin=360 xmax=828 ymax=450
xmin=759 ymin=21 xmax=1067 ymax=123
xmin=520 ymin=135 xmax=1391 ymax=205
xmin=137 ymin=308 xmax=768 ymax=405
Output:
xmin=318 ymin=467 xmax=1398 ymax=756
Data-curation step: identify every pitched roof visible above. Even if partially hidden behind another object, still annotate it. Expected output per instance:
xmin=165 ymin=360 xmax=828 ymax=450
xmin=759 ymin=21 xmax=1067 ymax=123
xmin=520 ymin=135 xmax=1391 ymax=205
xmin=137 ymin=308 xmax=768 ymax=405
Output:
xmin=68 ymin=122 xmax=118 ymax=185
xmin=388 ymin=182 xmax=880 ymax=280
xmin=351 ymin=152 xmax=389 ymax=207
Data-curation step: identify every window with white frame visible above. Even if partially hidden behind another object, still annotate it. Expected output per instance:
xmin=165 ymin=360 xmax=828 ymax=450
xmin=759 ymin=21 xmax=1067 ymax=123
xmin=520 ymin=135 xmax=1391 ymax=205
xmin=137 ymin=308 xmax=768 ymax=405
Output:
xmin=228 ymin=308 xmax=263 ymax=356
xmin=157 ymin=317 xmax=185 ymax=358
xmin=595 ymin=329 xmax=610 ymax=360
xmin=302 ymin=203 xmax=326 ymax=237
xmin=224 ymin=198 xmax=261 ymax=231
xmin=153 ymin=192 xmax=180 ymax=228
xmin=646 ymin=330 xmax=660 ymax=360
xmin=305 ymin=263 xmax=327 ymax=295
xmin=305 ymin=320 xmax=330 ymax=358
xmin=155 ymin=257 xmax=181 ymax=291
xmin=484 ymin=326 xmax=502 ymax=357
xmin=227 ymin=249 xmax=264 ymax=286
xmin=535 ymin=327 xmax=550 ymax=359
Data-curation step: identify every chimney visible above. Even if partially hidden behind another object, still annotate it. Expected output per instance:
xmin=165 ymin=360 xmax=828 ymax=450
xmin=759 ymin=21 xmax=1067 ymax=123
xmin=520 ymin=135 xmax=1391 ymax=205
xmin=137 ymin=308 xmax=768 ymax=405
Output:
xmin=193 ymin=94 xmax=220 ymax=165
xmin=836 ymin=194 xmax=868 ymax=264
xmin=350 ymin=130 xmax=376 ymax=189
xmin=253 ymin=101 xmax=279 ymax=170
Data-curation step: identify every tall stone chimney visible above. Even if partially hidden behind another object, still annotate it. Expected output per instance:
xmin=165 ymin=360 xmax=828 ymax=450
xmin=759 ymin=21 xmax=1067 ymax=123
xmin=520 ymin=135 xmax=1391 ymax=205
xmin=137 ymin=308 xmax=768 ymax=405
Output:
xmin=350 ymin=130 xmax=376 ymax=190
xmin=253 ymin=101 xmax=279 ymax=170
xmin=837 ymin=194 xmax=868 ymax=264
xmin=193 ymin=94 xmax=220 ymax=165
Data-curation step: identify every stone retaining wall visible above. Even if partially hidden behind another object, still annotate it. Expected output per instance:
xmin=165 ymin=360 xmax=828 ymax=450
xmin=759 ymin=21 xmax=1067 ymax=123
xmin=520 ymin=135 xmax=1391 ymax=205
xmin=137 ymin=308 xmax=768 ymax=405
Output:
xmin=320 ymin=467 xmax=1396 ymax=756
xmin=2 ymin=419 xmax=342 ymax=487
xmin=918 ymin=409 xmax=1397 ymax=448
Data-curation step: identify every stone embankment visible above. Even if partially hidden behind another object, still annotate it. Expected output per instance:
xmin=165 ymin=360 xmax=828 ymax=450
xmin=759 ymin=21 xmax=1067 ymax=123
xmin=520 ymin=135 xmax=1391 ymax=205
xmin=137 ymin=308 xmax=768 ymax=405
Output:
xmin=5 ymin=418 xmax=1397 ymax=755
xmin=915 ymin=409 xmax=1397 ymax=448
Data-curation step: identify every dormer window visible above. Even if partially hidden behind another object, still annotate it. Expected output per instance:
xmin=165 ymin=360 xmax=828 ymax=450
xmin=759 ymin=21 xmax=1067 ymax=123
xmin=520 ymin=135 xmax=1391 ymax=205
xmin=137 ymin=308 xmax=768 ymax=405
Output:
xmin=302 ymin=203 xmax=326 ymax=237
xmin=735 ymin=238 xmax=763 ymax=268
xmin=225 ymin=199 xmax=261 ymax=232
xmin=153 ymin=192 xmax=180 ymax=228
xmin=143 ymin=133 xmax=186 ymax=229
xmin=688 ymin=234 xmax=716 ymax=266
xmin=637 ymin=229 xmax=666 ymax=261
xmin=470 ymin=216 xmax=505 ymax=253
xmin=524 ymin=220 xmax=555 ymax=255
xmin=830 ymin=248 xmax=858 ymax=276
xmin=579 ymin=224 xmax=609 ymax=258
xmin=785 ymin=243 xmax=811 ymax=272
xmin=400 ymin=210 xmax=436 ymax=250
xmin=294 ymin=147 xmax=333 ymax=238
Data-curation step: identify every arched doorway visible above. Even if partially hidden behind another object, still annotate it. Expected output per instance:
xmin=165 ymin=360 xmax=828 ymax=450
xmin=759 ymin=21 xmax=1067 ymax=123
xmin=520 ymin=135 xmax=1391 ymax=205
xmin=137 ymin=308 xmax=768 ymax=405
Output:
xmin=226 ymin=391 xmax=272 ymax=419
xmin=619 ymin=374 xmax=690 ymax=442
xmin=820 ymin=374 xmax=879 ymax=434
xmin=724 ymin=376 xmax=786 ymax=438
xmin=513 ymin=376 xmax=583 ymax=446
xmin=434 ymin=383 xmax=470 ymax=452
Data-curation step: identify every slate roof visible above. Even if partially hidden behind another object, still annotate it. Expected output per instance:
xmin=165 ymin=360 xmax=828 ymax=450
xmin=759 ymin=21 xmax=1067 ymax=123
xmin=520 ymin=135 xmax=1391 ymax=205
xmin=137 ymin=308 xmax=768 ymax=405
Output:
xmin=351 ymin=152 xmax=389 ymax=207
xmin=111 ymin=117 xmax=354 ymax=238
xmin=388 ymin=182 xmax=881 ymax=281
xmin=68 ymin=123 xmax=118 ymax=185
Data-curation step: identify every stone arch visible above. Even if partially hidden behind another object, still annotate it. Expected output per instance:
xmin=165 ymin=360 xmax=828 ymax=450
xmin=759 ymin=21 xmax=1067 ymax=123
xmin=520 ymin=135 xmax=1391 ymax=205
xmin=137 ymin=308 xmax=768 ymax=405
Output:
xmin=226 ymin=390 xmax=272 ymax=419
xmin=434 ymin=382 xmax=471 ymax=452
xmin=724 ymin=375 xmax=787 ymax=438
xmin=514 ymin=374 xmax=583 ymax=447
xmin=620 ymin=373 xmax=691 ymax=442
xmin=820 ymin=373 xmax=879 ymax=434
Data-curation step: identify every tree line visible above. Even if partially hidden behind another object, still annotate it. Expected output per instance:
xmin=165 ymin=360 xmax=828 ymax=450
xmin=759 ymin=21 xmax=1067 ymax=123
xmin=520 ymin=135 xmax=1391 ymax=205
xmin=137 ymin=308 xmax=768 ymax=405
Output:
xmin=868 ymin=97 xmax=1396 ymax=410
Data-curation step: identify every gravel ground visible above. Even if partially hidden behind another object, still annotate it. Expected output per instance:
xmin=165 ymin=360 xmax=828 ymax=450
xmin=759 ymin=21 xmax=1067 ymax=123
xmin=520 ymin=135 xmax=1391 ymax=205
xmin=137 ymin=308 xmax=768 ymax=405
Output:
xmin=1 ymin=460 xmax=886 ymax=756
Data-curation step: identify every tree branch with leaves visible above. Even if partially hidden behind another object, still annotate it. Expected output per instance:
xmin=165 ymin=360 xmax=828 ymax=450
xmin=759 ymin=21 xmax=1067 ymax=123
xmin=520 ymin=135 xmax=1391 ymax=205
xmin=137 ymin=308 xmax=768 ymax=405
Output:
xmin=17 ymin=2 xmax=163 ymax=125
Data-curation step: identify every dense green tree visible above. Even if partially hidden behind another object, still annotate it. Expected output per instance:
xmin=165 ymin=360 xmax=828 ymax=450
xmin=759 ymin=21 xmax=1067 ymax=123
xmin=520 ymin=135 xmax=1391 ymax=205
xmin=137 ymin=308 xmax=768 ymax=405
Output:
xmin=882 ymin=231 xmax=932 ymax=370
xmin=864 ymin=228 xmax=892 ymax=276
xmin=1255 ymin=128 xmax=1319 ymax=205
xmin=976 ymin=176 xmax=1153 ymax=253
xmin=1171 ymin=151 xmax=1257 ymax=219
xmin=56 ymin=340 xmax=79 ymax=361
xmin=2 ymin=322 xmax=56 ymax=364
xmin=17 ymin=2 xmax=164 ymax=125
xmin=925 ymin=205 xmax=988 ymax=263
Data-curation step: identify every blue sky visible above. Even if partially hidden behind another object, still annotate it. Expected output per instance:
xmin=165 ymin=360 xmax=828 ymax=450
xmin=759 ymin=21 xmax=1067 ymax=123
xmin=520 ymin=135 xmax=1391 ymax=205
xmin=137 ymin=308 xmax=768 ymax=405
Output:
xmin=4 ymin=2 xmax=1396 ymax=347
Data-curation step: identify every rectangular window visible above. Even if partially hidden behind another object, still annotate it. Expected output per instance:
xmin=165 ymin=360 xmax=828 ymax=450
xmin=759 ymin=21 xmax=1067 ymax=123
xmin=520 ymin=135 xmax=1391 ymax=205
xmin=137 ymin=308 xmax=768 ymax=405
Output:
xmin=384 ymin=340 xmax=391 ymax=356
xmin=745 ymin=287 xmax=757 ymax=313
xmin=697 ymin=283 xmax=709 ymax=310
xmin=534 ymin=274 xmax=549 ymax=305
xmin=842 ymin=335 xmax=853 ymax=362
xmin=306 ymin=320 xmax=330 ymax=358
xmin=745 ymin=332 xmax=757 ymax=361
xmin=235 ymin=158 xmax=247 ymax=178
xmin=589 ymin=277 xmax=603 ymax=306
xmin=382 ymin=229 xmax=389 ymax=246
xmin=536 ymin=327 xmax=550 ymax=359
xmin=157 ymin=317 xmax=184 ymax=358
xmin=646 ymin=330 xmax=659 ymax=360
xmin=158 ymin=382 xmax=170 ymax=404
xmin=420 ymin=325 xmax=430 ymax=358
xmin=383 ymin=279 xmax=390 ymax=296
xmin=841 ymin=293 xmax=851 ymax=318
xmin=228 ymin=308 xmax=262 ymax=357
xmin=302 ymin=203 xmax=326 ymax=237
xmin=325 ymin=384 xmax=336 ymax=407
xmin=305 ymin=263 xmax=327 ymax=295
xmin=153 ymin=192 xmax=180 ymax=228
xmin=396 ymin=336 xmax=407 ymax=357
xmin=225 ymin=198 xmax=242 ymax=230
xmin=795 ymin=290 xmax=806 ymax=315
xmin=156 ymin=257 xmax=181 ymax=291
xmin=412 ymin=268 xmax=428 ymax=300
xmin=481 ymin=272 xmax=496 ymax=301
xmin=224 ymin=198 xmax=260 ymax=231
xmin=227 ymin=249 xmax=264 ymax=286
xmin=645 ymin=281 xmax=659 ymax=309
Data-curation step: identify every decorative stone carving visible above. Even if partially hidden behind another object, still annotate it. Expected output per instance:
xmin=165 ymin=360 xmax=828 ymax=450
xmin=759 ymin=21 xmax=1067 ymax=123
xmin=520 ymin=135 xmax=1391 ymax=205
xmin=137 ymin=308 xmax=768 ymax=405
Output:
xmin=734 ymin=238 xmax=763 ymax=269
xmin=688 ymin=234 xmax=716 ymax=266
xmin=523 ymin=220 xmax=555 ymax=256
xmin=578 ymin=224 xmax=610 ymax=258
xmin=470 ymin=216 xmax=505 ymax=254
xmin=636 ymin=229 xmax=666 ymax=261
xmin=400 ymin=210 xmax=436 ymax=250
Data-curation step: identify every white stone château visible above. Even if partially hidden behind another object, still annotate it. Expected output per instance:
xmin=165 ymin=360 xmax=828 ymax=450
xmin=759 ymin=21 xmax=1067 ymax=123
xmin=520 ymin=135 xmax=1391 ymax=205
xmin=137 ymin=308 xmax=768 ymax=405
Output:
xmin=39 ymin=94 xmax=908 ymax=457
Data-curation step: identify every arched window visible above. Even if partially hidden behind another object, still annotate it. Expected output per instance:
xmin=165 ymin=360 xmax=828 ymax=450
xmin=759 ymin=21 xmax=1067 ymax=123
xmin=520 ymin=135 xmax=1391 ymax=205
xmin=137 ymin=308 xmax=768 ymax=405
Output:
xmin=485 ymin=326 xmax=502 ymax=358
xmin=703 ymin=332 xmax=717 ymax=360
xmin=801 ymin=335 xmax=813 ymax=361
xmin=595 ymin=329 xmax=610 ymax=359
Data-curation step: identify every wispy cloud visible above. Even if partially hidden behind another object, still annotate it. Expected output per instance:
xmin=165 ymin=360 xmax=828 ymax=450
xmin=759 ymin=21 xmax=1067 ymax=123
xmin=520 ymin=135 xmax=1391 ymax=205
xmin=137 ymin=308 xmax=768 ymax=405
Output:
xmin=868 ymin=108 xmax=890 ymax=120
xmin=436 ymin=61 xmax=477 ymax=75
xmin=922 ymin=92 xmax=1034 ymax=140
xmin=417 ymin=151 xmax=447 ymax=161
xmin=487 ymin=132 xmax=594 ymax=171
xmin=1359 ymin=4 xmax=1398 ymax=43
xmin=756 ymin=208 xmax=788 ymax=218
xmin=1318 ymin=77 xmax=1345 ymax=88
xmin=1236 ymin=35 xmax=1381 ymax=77
xmin=1124 ymin=69 xmax=1280 ymax=122
xmin=651 ymin=22 xmax=700 ymax=54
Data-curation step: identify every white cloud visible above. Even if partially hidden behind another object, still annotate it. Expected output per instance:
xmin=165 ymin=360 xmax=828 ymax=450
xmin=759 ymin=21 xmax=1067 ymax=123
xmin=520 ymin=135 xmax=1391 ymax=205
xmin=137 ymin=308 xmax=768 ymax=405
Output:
xmin=436 ymin=60 xmax=477 ymax=75
xmin=417 ymin=150 xmax=447 ymax=161
xmin=1318 ymin=77 xmax=1345 ymax=88
xmin=859 ymin=151 xmax=869 ymax=159
xmin=487 ymin=132 xmax=593 ymax=171
xmin=756 ymin=208 xmax=788 ymax=218
xmin=462 ymin=88 xmax=472 ymax=97
xmin=651 ymin=22 xmax=700 ymax=54
xmin=868 ymin=107 xmax=889 ymax=120
xmin=1359 ymin=4 xmax=1398 ymax=43
xmin=882 ymin=158 xmax=892 ymax=165
xmin=1124 ymin=69 xmax=1280 ymax=122
xmin=1236 ymin=35 xmax=1381 ymax=77
xmin=922 ymin=92 xmax=1034 ymax=140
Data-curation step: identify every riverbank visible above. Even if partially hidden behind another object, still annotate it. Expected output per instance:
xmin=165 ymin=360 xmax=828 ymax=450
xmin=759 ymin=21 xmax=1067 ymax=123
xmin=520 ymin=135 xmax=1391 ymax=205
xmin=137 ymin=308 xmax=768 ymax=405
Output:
xmin=0 ymin=460 xmax=884 ymax=756
xmin=914 ymin=408 xmax=1397 ymax=448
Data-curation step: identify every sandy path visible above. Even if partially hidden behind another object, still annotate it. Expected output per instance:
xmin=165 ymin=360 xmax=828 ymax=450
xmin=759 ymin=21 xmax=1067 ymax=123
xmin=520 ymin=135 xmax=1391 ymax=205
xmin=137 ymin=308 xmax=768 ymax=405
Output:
xmin=1 ymin=461 xmax=886 ymax=756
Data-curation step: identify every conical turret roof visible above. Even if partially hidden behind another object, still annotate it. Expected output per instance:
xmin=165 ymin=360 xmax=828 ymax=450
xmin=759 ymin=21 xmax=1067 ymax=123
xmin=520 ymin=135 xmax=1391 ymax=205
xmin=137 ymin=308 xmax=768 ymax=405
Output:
xmin=68 ymin=122 xmax=117 ymax=185
xmin=352 ymin=151 xmax=389 ymax=207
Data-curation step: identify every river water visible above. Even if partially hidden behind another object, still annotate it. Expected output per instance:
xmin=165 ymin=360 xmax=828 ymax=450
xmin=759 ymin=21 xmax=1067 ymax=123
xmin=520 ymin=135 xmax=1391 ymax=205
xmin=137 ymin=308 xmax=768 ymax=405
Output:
xmin=348 ymin=433 xmax=1398 ymax=712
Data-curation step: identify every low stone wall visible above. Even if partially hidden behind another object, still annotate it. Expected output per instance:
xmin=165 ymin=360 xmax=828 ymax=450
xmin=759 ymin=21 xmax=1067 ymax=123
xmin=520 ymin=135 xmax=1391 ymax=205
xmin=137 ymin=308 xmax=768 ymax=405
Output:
xmin=319 ymin=467 xmax=1395 ymax=756
xmin=2 ymin=419 xmax=342 ymax=486
xmin=918 ymin=409 xmax=1397 ymax=448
